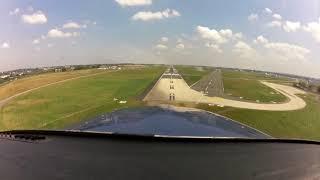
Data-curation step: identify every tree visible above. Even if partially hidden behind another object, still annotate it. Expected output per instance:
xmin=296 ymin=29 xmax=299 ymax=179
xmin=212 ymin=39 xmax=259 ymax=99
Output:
xmin=298 ymin=81 xmax=308 ymax=89
xmin=293 ymin=82 xmax=299 ymax=88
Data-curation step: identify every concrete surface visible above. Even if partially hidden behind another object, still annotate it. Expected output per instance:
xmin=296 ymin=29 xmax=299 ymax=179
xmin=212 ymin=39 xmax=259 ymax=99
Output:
xmin=144 ymin=67 xmax=306 ymax=111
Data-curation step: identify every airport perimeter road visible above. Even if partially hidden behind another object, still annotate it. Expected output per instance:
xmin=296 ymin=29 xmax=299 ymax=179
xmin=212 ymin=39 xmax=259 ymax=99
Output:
xmin=204 ymin=81 xmax=306 ymax=111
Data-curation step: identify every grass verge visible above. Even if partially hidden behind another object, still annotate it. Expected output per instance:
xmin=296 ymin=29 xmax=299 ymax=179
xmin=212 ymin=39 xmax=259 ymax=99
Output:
xmin=0 ymin=67 xmax=165 ymax=130
xmin=196 ymin=94 xmax=320 ymax=141
xmin=222 ymin=70 xmax=289 ymax=103
xmin=175 ymin=65 xmax=211 ymax=85
xmin=0 ymin=69 xmax=105 ymax=101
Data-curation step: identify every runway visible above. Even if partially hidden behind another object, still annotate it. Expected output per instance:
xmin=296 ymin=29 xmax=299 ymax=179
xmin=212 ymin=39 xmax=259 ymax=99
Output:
xmin=143 ymin=67 xmax=306 ymax=111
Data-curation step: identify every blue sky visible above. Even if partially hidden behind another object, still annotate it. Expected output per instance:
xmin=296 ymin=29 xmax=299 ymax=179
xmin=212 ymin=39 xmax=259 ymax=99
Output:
xmin=1 ymin=0 xmax=320 ymax=77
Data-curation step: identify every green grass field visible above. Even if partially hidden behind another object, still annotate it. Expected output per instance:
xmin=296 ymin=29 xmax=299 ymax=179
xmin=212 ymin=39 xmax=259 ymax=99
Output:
xmin=175 ymin=66 xmax=211 ymax=85
xmin=222 ymin=70 xmax=289 ymax=103
xmin=196 ymin=94 xmax=320 ymax=140
xmin=1 ymin=65 xmax=319 ymax=141
xmin=0 ymin=69 xmax=105 ymax=101
xmin=176 ymin=67 xmax=289 ymax=103
xmin=174 ymin=68 xmax=320 ymax=141
xmin=222 ymin=69 xmax=292 ymax=81
xmin=0 ymin=67 xmax=165 ymax=130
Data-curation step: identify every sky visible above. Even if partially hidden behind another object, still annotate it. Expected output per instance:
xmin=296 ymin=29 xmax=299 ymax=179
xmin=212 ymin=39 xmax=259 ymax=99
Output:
xmin=1 ymin=0 xmax=320 ymax=78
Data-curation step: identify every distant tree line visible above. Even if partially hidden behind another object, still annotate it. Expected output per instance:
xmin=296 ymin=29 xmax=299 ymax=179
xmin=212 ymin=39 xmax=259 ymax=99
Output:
xmin=293 ymin=81 xmax=320 ymax=93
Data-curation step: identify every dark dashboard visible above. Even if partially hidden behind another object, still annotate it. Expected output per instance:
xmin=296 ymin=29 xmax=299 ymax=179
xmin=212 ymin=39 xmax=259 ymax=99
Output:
xmin=0 ymin=130 xmax=319 ymax=180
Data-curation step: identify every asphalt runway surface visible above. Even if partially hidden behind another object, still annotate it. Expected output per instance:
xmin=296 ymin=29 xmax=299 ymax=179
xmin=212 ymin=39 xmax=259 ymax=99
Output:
xmin=191 ymin=69 xmax=224 ymax=96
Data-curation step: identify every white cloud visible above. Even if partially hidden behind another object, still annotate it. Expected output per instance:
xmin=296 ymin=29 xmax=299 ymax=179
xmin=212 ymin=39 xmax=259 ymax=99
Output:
xmin=264 ymin=8 xmax=272 ymax=14
xmin=267 ymin=20 xmax=282 ymax=27
xmin=219 ymin=29 xmax=233 ymax=38
xmin=32 ymin=39 xmax=40 ymax=44
xmin=34 ymin=47 xmax=41 ymax=52
xmin=254 ymin=35 xmax=269 ymax=44
xmin=1 ymin=42 xmax=10 ymax=49
xmin=155 ymin=44 xmax=168 ymax=50
xmin=283 ymin=21 xmax=301 ymax=32
xmin=196 ymin=26 xmax=243 ymax=45
xmin=197 ymin=26 xmax=224 ymax=43
xmin=233 ymin=41 xmax=256 ymax=58
xmin=115 ymin=0 xmax=152 ymax=7
xmin=264 ymin=42 xmax=310 ymax=61
xmin=62 ymin=22 xmax=85 ymax=29
xmin=234 ymin=32 xmax=243 ymax=40
xmin=265 ymin=11 xmax=284 ymax=28
xmin=177 ymin=38 xmax=183 ymax=43
xmin=161 ymin=37 xmax=169 ymax=42
xmin=72 ymin=32 xmax=80 ymax=37
xmin=205 ymin=43 xmax=222 ymax=53
xmin=47 ymin=43 xmax=54 ymax=48
xmin=27 ymin=6 xmax=34 ymax=12
xmin=176 ymin=43 xmax=184 ymax=50
xmin=303 ymin=19 xmax=320 ymax=42
xmin=252 ymin=35 xmax=310 ymax=61
xmin=248 ymin=13 xmax=258 ymax=22
xmin=132 ymin=9 xmax=180 ymax=21
xmin=272 ymin=13 xmax=282 ymax=20
xmin=196 ymin=26 xmax=234 ymax=44
xmin=252 ymin=35 xmax=309 ymax=61
xmin=9 ymin=8 xmax=20 ymax=16
xmin=21 ymin=11 xmax=47 ymax=24
xmin=47 ymin=29 xmax=79 ymax=38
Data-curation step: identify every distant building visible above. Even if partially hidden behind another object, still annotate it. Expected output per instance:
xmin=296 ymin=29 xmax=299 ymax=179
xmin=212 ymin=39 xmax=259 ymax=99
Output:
xmin=0 ymin=75 xmax=9 ymax=79
xmin=119 ymin=101 xmax=127 ymax=104
xmin=55 ymin=69 xmax=62 ymax=72
xmin=120 ymin=64 xmax=145 ymax=69
xmin=98 ymin=65 xmax=108 ymax=70
xmin=43 ymin=67 xmax=53 ymax=71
